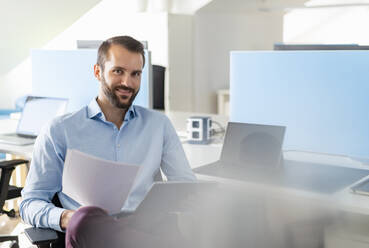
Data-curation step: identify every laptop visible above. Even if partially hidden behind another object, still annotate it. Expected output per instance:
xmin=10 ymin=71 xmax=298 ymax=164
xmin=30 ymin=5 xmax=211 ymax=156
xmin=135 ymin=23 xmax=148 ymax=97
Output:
xmin=112 ymin=181 xmax=217 ymax=219
xmin=194 ymin=122 xmax=286 ymax=177
xmin=0 ymin=96 xmax=68 ymax=145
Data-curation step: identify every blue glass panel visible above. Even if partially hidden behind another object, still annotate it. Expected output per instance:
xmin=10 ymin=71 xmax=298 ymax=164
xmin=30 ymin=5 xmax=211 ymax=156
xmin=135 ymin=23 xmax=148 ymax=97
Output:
xmin=230 ymin=51 xmax=369 ymax=158
xmin=32 ymin=49 xmax=150 ymax=112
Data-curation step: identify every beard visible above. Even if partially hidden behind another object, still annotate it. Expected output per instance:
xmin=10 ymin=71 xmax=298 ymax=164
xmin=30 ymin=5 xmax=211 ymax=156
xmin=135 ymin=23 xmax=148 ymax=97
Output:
xmin=100 ymin=76 xmax=139 ymax=109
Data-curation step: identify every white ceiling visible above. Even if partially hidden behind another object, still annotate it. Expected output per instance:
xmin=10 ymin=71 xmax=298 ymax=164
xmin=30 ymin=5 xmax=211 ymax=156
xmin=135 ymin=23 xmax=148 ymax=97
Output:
xmin=196 ymin=0 xmax=308 ymax=13
xmin=0 ymin=0 xmax=366 ymax=77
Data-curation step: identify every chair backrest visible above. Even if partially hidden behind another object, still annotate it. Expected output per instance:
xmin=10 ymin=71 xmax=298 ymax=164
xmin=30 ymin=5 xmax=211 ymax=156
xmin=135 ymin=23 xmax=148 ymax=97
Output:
xmin=51 ymin=194 xmax=63 ymax=208
xmin=0 ymin=166 xmax=16 ymax=210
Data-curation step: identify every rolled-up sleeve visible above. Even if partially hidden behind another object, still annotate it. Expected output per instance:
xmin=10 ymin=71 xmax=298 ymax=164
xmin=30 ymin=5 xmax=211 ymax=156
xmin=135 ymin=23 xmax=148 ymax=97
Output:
xmin=161 ymin=117 xmax=197 ymax=181
xmin=20 ymin=119 xmax=66 ymax=232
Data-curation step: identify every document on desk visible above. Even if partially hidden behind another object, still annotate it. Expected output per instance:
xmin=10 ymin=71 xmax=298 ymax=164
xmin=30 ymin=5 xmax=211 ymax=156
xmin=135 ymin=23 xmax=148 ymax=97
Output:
xmin=62 ymin=149 xmax=140 ymax=214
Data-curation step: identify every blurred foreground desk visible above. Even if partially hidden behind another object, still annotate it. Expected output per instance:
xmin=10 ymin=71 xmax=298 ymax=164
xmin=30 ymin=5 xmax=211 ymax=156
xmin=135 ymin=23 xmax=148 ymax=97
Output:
xmin=193 ymin=150 xmax=369 ymax=248
xmin=193 ymin=150 xmax=369 ymax=215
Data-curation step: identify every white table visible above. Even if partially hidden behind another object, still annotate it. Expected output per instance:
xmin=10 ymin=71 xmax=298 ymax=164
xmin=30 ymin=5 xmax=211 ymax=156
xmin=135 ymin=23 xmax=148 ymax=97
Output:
xmin=2 ymin=112 xmax=369 ymax=247
xmin=1 ymin=112 xmax=369 ymax=215
xmin=0 ymin=118 xmax=33 ymax=159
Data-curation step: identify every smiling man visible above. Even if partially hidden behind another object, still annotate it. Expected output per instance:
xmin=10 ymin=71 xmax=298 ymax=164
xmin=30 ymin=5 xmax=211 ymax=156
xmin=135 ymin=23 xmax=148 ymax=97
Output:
xmin=20 ymin=36 xmax=196 ymax=247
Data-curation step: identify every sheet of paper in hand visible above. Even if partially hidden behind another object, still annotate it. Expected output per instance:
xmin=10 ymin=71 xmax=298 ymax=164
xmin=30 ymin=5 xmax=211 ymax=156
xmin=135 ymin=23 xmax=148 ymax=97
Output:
xmin=62 ymin=149 xmax=140 ymax=214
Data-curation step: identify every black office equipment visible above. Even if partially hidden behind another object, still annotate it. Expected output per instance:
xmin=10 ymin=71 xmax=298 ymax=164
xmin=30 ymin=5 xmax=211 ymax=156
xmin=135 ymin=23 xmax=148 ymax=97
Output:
xmin=152 ymin=65 xmax=165 ymax=110
xmin=24 ymin=228 xmax=59 ymax=247
xmin=0 ymin=159 xmax=29 ymax=248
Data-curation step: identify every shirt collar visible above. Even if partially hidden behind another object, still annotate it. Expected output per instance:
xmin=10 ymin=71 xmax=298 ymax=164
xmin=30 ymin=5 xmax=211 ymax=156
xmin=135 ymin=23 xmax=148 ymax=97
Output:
xmin=87 ymin=98 xmax=137 ymax=121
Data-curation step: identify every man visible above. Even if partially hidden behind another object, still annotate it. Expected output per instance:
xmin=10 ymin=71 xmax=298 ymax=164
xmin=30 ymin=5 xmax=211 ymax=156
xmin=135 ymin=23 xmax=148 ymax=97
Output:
xmin=20 ymin=36 xmax=196 ymax=245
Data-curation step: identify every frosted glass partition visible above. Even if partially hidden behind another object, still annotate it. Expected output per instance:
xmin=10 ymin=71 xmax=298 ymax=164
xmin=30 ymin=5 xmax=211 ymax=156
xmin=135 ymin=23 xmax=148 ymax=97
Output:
xmin=32 ymin=49 xmax=151 ymax=112
xmin=230 ymin=51 xmax=369 ymax=158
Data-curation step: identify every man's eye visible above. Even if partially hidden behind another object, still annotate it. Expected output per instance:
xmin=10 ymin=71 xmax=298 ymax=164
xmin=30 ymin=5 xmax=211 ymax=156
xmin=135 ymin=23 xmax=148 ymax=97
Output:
xmin=133 ymin=72 xmax=141 ymax=77
xmin=113 ymin=69 xmax=122 ymax=74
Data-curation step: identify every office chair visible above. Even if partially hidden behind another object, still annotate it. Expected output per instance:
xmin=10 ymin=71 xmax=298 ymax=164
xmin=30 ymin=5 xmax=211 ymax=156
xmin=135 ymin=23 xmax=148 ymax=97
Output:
xmin=0 ymin=159 xmax=29 ymax=248
xmin=25 ymin=171 xmax=165 ymax=248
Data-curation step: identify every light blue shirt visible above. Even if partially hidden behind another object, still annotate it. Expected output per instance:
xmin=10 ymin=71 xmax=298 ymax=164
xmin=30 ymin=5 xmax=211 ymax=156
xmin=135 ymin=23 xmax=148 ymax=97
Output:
xmin=20 ymin=99 xmax=196 ymax=232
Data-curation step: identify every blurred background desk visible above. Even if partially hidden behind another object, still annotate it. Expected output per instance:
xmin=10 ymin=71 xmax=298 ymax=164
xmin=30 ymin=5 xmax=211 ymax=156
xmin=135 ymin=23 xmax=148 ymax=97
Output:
xmin=0 ymin=110 xmax=228 ymax=163
xmin=0 ymin=110 xmax=228 ymax=183
xmin=0 ymin=118 xmax=33 ymax=159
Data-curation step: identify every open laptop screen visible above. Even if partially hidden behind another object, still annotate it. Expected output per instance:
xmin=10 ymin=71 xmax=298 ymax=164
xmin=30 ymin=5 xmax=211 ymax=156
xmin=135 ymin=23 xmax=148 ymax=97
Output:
xmin=17 ymin=96 xmax=68 ymax=137
xmin=220 ymin=122 xmax=285 ymax=168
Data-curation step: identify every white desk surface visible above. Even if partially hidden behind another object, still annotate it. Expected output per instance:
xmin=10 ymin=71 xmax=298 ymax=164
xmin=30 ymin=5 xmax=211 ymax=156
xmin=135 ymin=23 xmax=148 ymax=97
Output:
xmin=0 ymin=118 xmax=33 ymax=159
xmin=0 ymin=111 xmax=228 ymax=162
xmin=196 ymin=150 xmax=369 ymax=217
xmin=1 ymin=112 xmax=369 ymax=216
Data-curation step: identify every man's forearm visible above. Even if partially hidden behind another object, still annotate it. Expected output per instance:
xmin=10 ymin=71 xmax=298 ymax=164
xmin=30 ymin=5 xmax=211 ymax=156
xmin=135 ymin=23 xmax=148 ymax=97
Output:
xmin=19 ymin=198 xmax=66 ymax=232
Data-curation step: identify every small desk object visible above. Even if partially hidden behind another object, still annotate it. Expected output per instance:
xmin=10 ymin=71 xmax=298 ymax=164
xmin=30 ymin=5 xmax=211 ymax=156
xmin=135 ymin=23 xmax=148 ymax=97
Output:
xmin=351 ymin=178 xmax=369 ymax=196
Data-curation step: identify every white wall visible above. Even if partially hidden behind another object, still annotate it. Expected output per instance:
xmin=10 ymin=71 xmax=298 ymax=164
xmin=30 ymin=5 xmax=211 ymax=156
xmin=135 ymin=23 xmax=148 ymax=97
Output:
xmin=0 ymin=0 xmax=101 ymax=75
xmin=0 ymin=0 xmax=288 ymax=113
xmin=284 ymin=6 xmax=369 ymax=44
xmin=0 ymin=60 xmax=32 ymax=109
xmin=0 ymin=0 xmax=170 ymax=109
xmin=167 ymin=15 xmax=193 ymax=111
xmin=0 ymin=0 xmax=102 ymax=109
xmin=170 ymin=0 xmax=213 ymax=14
xmin=192 ymin=10 xmax=284 ymax=113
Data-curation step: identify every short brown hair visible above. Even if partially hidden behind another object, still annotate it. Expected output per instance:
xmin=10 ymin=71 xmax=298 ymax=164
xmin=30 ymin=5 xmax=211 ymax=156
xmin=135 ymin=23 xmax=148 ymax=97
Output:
xmin=97 ymin=36 xmax=145 ymax=71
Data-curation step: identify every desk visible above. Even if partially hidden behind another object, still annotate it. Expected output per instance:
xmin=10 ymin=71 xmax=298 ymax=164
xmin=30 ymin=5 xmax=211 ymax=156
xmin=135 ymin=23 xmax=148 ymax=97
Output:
xmin=2 ymin=112 xmax=369 ymax=247
xmin=194 ymin=150 xmax=369 ymax=214
xmin=1 ymin=112 xmax=369 ymax=215
xmin=0 ymin=118 xmax=33 ymax=159
xmin=0 ymin=110 xmax=229 ymax=164
xmin=193 ymin=151 xmax=369 ymax=248
xmin=164 ymin=111 xmax=369 ymax=247
xmin=164 ymin=111 xmax=227 ymax=168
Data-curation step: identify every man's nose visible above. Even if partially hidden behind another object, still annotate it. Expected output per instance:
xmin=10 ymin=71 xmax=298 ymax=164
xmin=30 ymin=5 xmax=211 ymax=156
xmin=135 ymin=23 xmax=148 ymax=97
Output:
xmin=120 ymin=75 xmax=133 ymax=87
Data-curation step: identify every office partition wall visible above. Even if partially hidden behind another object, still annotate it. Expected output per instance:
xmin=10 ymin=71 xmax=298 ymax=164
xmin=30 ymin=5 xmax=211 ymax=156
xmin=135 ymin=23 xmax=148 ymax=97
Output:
xmin=230 ymin=51 xmax=369 ymax=158
xmin=32 ymin=49 xmax=152 ymax=112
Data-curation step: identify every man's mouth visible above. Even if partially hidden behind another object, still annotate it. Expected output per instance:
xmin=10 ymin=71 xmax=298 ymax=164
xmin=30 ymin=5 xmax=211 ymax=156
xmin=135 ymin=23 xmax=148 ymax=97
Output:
xmin=115 ymin=87 xmax=133 ymax=97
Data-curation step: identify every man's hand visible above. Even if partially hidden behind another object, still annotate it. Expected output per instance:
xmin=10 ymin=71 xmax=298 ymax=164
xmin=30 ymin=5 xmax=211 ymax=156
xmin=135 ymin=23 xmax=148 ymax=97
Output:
xmin=60 ymin=209 xmax=76 ymax=230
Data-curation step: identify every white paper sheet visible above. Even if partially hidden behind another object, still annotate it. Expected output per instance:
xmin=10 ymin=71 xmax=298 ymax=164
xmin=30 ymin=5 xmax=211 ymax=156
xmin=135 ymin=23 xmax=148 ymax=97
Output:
xmin=62 ymin=149 xmax=140 ymax=214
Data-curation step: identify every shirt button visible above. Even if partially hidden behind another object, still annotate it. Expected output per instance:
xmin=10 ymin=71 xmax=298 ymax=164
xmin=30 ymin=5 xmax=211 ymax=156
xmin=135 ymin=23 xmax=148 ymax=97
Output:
xmin=117 ymin=144 xmax=120 ymax=148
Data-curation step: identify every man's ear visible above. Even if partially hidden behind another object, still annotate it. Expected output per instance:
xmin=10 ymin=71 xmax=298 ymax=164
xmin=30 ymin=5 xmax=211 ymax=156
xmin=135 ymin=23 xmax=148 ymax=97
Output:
xmin=94 ymin=64 xmax=102 ymax=81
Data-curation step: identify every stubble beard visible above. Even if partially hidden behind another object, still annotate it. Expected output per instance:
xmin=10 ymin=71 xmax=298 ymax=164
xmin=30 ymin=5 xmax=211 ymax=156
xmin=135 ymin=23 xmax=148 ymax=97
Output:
xmin=100 ymin=76 xmax=139 ymax=110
